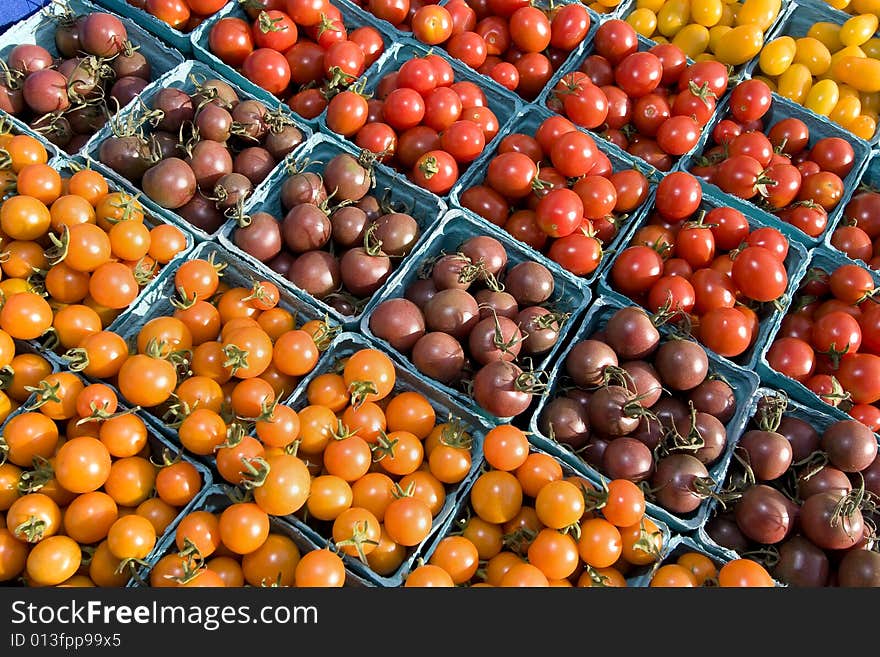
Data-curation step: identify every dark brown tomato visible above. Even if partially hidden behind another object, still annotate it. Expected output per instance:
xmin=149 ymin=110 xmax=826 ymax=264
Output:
xmin=423 ymin=289 xmax=480 ymax=339
xmin=23 ymin=70 xmax=70 ymax=114
xmin=676 ymin=412 xmax=727 ymax=466
xmin=539 ymin=397 xmax=590 ymax=449
xmin=864 ymin=455 xmax=880 ymax=497
xmin=282 ymin=204 xmax=331 ymax=253
xmin=472 ymin=360 xmax=533 ymax=418
xmin=214 ymin=173 xmax=253 ymax=212
xmin=459 ymin=236 xmax=508 ymax=277
xmin=800 ymin=491 xmax=864 ymax=551
xmin=112 ymin=50 xmax=150 ymax=80
xmin=705 ymin=513 xmax=749 ymax=552
xmin=737 ymin=430 xmax=793 ymax=481
xmin=405 ymin=279 xmax=438 ymax=311
xmin=589 ymin=385 xmax=641 ymax=437
xmin=605 ymin=307 xmax=659 ymax=360
xmin=267 ymin=252 xmax=295 ymax=279
xmin=179 ymin=194 xmax=227 ymax=235
xmin=651 ymin=396 xmax=689 ymax=428
xmin=282 ymin=172 xmax=327 ymax=209
xmin=468 ymin=316 xmax=522 ymax=365
xmin=797 ymin=465 xmax=852 ymax=500
xmin=632 ymin=416 xmax=663 ymax=450
xmin=287 ymin=251 xmax=341 ymax=299
xmin=234 ymin=147 xmax=275 ymax=185
xmin=734 ymin=484 xmax=794 ymax=544
xmin=265 ymin=125 xmax=305 ymax=161
xmin=820 ymin=420 xmax=878 ymax=473
xmin=356 ymin=196 xmax=382 ymax=222
xmin=602 ymin=437 xmax=653 ymax=482
xmin=187 ymin=140 xmax=234 ymax=189
xmin=516 ymin=306 xmax=561 ymax=356
xmin=374 ymin=213 xmax=420 ymax=257
xmin=688 ymin=379 xmax=736 ymax=424
xmin=231 ymin=100 xmax=268 ymax=140
xmin=777 ymin=416 xmax=820 ymax=462
xmin=369 ymin=299 xmax=426 ymax=352
xmin=234 ymin=212 xmax=282 ymax=262
xmin=504 ymin=262 xmax=554 ymax=306
xmin=475 ymin=290 xmax=519 ymax=320
xmin=339 ymin=248 xmax=392 ymax=297
xmin=565 ymin=339 xmax=618 ymax=388
xmin=652 ymin=453 xmax=709 ymax=514
xmin=330 ymin=207 xmax=369 ymax=249
xmin=412 ymin=332 xmax=465 ymax=384
xmin=654 ymin=340 xmax=708 ymax=391
xmin=195 ymin=104 xmax=233 ymax=142
xmin=153 ymin=88 xmax=194 ymax=132
xmin=142 ymin=158 xmax=197 ymax=209
xmin=582 ymin=436 xmax=609 ymax=468
xmin=99 ymin=136 xmax=151 ymax=182
xmin=78 ymin=13 xmax=127 ymax=57
xmin=323 ymin=154 xmax=372 ymax=202
xmin=620 ymin=361 xmax=662 ymax=408
xmin=774 ymin=536 xmax=830 ymax=588
xmin=432 ymin=254 xmax=476 ymax=291
xmin=110 ymin=76 xmax=149 ymax=107
xmin=837 ymin=549 xmax=880 ymax=587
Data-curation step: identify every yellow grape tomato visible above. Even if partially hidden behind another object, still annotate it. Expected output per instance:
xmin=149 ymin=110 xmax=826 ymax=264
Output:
xmin=840 ymin=13 xmax=879 ymax=47
xmin=657 ymin=0 xmax=690 ymax=37
xmin=627 ymin=8 xmax=658 ymax=36
xmin=673 ymin=24 xmax=711 ymax=57
xmin=713 ymin=23 xmax=763 ymax=64
xmin=805 ymin=79 xmax=840 ymax=115
xmin=829 ymin=94 xmax=863 ymax=124
xmin=808 ymin=22 xmax=844 ymax=52
xmin=708 ymin=24 xmax=733 ymax=52
xmin=833 ymin=55 xmax=880 ymax=91
xmin=637 ymin=0 xmax=666 ymax=11
xmin=759 ymin=36 xmax=796 ymax=76
xmin=777 ymin=63 xmax=813 ymax=102
xmin=847 ymin=113 xmax=878 ymax=139
xmin=691 ymin=0 xmax=723 ymax=26
xmin=735 ymin=0 xmax=781 ymax=31
xmin=794 ymin=37 xmax=832 ymax=76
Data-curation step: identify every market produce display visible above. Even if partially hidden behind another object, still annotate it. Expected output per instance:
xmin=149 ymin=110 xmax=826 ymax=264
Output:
xmin=1 ymin=0 xmax=879 ymax=588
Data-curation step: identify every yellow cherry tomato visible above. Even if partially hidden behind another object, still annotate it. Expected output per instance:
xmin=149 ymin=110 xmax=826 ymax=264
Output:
xmin=794 ymin=37 xmax=832 ymax=76
xmin=847 ymin=113 xmax=878 ymax=139
xmin=805 ymin=79 xmax=840 ymax=115
xmin=627 ymin=8 xmax=658 ymax=36
xmin=713 ymin=23 xmax=764 ymax=64
xmin=673 ymin=24 xmax=711 ymax=57
xmin=0 ymin=390 xmax=11 ymax=425
xmin=777 ymin=63 xmax=813 ymax=103
xmin=691 ymin=0 xmax=723 ymax=26
xmin=861 ymin=90 xmax=880 ymax=112
xmin=759 ymin=36 xmax=796 ymax=76
xmin=736 ymin=0 xmax=781 ymax=30
xmin=834 ymin=55 xmax=880 ymax=91
xmin=808 ymin=22 xmax=844 ymax=52
xmin=861 ymin=37 xmax=880 ymax=57
xmin=657 ymin=0 xmax=690 ymax=37
xmin=637 ymin=0 xmax=666 ymax=11
xmin=830 ymin=94 xmax=863 ymax=124
xmin=838 ymin=84 xmax=860 ymax=99
xmin=708 ymin=24 xmax=732 ymax=52
xmin=840 ymin=13 xmax=879 ymax=46
xmin=751 ymin=75 xmax=778 ymax=91
xmin=830 ymin=45 xmax=867 ymax=75
xmin=851 ymin=0 xmax=880 ymax=15
xmin=718 ymin=2 xmax=736 ymax=26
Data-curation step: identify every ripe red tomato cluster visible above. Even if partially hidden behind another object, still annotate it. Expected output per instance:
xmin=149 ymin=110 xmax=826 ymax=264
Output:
xmin=829 ymin=184 xmax=880 ymax=271
xmin=766 ymin=262 xmax=880 ymax=430
xmin=544 ymin=19 xmax=729 ymax=171
xmin=136 ymin=0 xmax=227 ymax=32
xmin=208 ymin=0 xmax=386 ymax=118
xmin=609 ymin=171 xmax=791 ymax=359
xmin=392 ymin=0 xmax=592 ymax=100
xmin=690 ymin=79 xmax=857 ymax=239
xmin=325 ymin=52 xmax=500 ymax=195
xmin=459 ymin=114 xmax=651 ymax=277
